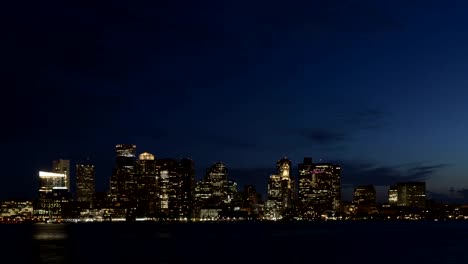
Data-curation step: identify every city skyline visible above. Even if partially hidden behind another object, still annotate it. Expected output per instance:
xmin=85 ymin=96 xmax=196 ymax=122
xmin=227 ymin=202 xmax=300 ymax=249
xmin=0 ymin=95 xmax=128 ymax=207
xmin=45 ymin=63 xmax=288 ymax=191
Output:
xmin=1 ymin=143 xmax=465 ymax=223
xmin=4 ymin=0 xmax=468 ymax=203
xmin=0 ymin=144 xmax=465 ymax=203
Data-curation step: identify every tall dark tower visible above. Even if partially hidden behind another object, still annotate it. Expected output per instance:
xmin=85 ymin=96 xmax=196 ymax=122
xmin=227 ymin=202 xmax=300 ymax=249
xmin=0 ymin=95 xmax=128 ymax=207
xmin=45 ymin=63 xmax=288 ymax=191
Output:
xmin=110 ymin=144 xmax=136 ymax=205
xmin=135 ymin=152 xmax=158 ymax=218
xmin=298 ymin=157 xmax=314 ymax=216
xmin=205 ymin=162 xmax=229 ymax=202
xmin=176 ymin=158 xmax=195 ymax=220
xmin=76 ymin=159 xmax=95 ymax=203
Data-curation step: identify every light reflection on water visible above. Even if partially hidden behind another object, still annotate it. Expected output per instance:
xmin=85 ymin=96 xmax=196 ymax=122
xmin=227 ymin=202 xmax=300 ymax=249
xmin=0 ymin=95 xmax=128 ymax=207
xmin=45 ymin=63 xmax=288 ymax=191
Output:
xmin=33 ymin=224 xmax=69 ymax=264
xmin=13 ymin=222 xmax=468 ymax=264
xmin=33 ymin=224 xmax=69 ymax=240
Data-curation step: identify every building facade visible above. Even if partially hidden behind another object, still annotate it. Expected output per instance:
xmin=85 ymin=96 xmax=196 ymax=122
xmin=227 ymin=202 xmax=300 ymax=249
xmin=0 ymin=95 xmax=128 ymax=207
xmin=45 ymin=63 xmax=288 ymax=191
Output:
xmin=52 ymin=159 xmax=71 ymax=191
xmin=297 ymin=159 xmax=341 ymax=218
xmin=76 ymin=162 xmax=95 ymax=203
xmin=396 ymin=182 xmax=426 ymax=208
xmin=353 ymin=185 xmax=376 ymax=206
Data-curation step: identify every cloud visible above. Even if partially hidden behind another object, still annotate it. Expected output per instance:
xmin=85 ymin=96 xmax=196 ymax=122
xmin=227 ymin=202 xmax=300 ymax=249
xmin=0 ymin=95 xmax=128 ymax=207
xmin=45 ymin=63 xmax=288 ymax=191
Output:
xmin=340 ymin=161 xmax=448 ymax=186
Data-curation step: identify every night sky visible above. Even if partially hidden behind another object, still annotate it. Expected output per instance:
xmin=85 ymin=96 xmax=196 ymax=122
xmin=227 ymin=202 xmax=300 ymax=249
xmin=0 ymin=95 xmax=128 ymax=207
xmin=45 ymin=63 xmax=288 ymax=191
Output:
xmin=3 ymin=0 xmax=468 ymax=202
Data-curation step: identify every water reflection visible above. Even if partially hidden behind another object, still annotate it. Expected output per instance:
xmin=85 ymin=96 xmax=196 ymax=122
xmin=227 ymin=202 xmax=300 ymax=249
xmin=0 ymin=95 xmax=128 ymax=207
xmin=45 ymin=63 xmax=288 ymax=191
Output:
xmin=33 ymin=224 xmax=69 ymax=264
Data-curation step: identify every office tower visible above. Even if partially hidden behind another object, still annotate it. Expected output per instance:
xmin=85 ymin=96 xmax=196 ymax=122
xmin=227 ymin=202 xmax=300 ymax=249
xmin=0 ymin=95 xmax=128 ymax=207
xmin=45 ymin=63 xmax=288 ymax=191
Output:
xmin=34 ymin=171 xmax=70 ymax=220
xmin=177 ymin=158 xmax=195 ymax=219
xmin=353 ymin=185 xmax=376 ymax=205
xmin=205 ymin=162 xmax=229 ymax=202
xmin=388 ymin=185 xmax=398 ymax=205
xmin=157 ymin=158 xmax=195 ymax=220
xmin=76 ymin=161 xmax=95 ymax=203
xmin=38 ymin=171 xmax=67 ymax=194
xmin=265 ymin=174 xmax=282 ymax=220
xmin=276 ymin=157 xmax=294 ymax=208
xmin=193 ymin=180 xmax=213 ymax=218
xmin=110 ymin=144 xmax=136 ymax=203
xmin=297 ymin=159 xmax=341 ymax=218
xmin=298 ymin=157 xmax=314 ymax=217
xmin=135 ymin=152 xmax=158 ymax=217
xmin=157 ymin=158 xmax=178 ymax=217
xmin=52 ymin=159 xmax=71 ymax=190
xmin=396 ymin=182 xmax=426 ymax=208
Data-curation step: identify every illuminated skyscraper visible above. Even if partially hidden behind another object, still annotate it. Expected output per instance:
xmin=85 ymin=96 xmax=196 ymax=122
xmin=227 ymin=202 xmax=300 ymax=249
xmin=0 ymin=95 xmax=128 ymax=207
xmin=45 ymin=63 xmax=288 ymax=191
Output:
xmin=205 ymin=162 xmax=229 ymax=202
xmin=353 ymin=185 xmax=376 ymax=205
xmin=276 ymin=157 xmax=293 ymax=209
xmin=156 ymin=158 xmax=195 ymax=219
xmin=388 ymin=185 xmax=398 ymax=205
xmin=52 ymin=159 xmax=70 ymax=191
xmin=34 ymin=171 xmax=70 ymax=220
xmin=110 ymin=144 xmax=136 ymax=204
xmin=396 ymin=182 xmax=426 ymax=208
xmin=135 ymin=152 xmax=158 ymax=217
xmin=76 ymin=161 xmax=95 ymax=202
xmin=176 ymin=158 xmax=195 ymax=219
xmin=298 ymin=157 xmax=314 ymax=217
xmin=265 ymin=174 xmax=282 ymax=220
xmin=38 ymin=171 xmax=67 ymax=194
xmin=297 ymin=159 xmax=341 ymax=218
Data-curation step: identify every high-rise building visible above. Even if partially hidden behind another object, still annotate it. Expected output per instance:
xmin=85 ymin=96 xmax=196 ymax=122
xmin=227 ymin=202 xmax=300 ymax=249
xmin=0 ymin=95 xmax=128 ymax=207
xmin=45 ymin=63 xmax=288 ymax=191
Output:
xmin=135 ymin=152 xmax=158 ymax=217
xmin=388 ymin=185 xmax=398 ymax=205
xmin=265 ymin=174 xmax=282 ymax=220
xmin=396 ymin=182 xmax=426 ymax=208
xmin=158 ymin=158 xmax=196 ymax=220
xmin=193 ymin=180 xmax=213 ymax=218
xmin=76 ymin=161 xmax=95 ymax=203
xmin=110 ymin=144 xmax=136 ymax=204
xmin=277 ymin=158 xmax=293 ymax=207
xmin=157 ymin=158 xmax=178 ymax=217
xmin=38 ymin=171 xmax=67 ymax=194
xmin=353 ymin=185 xmax=376 ymax=206
xmin=297 ymin=159 xmax=341 ymax=218
xmin=109 ymin=144 xmax=138 ymax=221
xmin=52 ymin=159 xmax=71 ymax=191
xmin=205 ymin=162 xmax=229 ymax=202
xmin=177 ymin=158 xmax=195 ymax=219
xmin=34 ymin=171 xmax=70 ymax=220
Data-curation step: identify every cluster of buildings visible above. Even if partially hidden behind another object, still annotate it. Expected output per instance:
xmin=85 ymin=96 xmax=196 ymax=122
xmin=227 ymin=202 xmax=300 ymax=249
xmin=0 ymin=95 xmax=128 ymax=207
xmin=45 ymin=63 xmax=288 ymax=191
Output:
xmin=2 ymin=144 xmax=466 ymax=223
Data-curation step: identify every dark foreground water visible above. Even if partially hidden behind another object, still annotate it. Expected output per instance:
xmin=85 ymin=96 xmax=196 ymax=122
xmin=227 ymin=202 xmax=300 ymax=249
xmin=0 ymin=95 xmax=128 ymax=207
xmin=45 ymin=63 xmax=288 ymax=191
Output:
xmin=2 ymin=221 xmax=468 ymax=263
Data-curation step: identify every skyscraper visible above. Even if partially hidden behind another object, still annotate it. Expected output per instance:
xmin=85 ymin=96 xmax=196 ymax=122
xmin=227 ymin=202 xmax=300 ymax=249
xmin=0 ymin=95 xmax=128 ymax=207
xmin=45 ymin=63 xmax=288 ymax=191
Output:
xmin=205 ymin=162 xmax=229 ymax=202
xmin=265 ymin=174 xmax=282 ymax=220
xmin=34 ymin=171 xmax=70 ymax=220
xmin=110 ymin=144 xmax=136 ymax=204
xmin=396 ymin=182 xmax=426 ymax=208
xmin=52 ymin=159 xmax=70 ymax=191
xmin=353 ymin=185 xmax=376 ymax=205
xmin=298 ymin=157 xmax=314 ymax=217
xmin=38 ymin=171 xmax=67 ymax=194
xmin=76 ymin=161 xmax=95 ymax=202
xmin=276 ymin=157 xmax=293 ymax=209
xmin=388 ymin=185 xmax=398 ymax=205
xmin=176 ymin=158 xmax=195 ymax=219
xmin=135 ymin=152 xmax=158 ymax=217
xmin=297 ymin=159 xmax=341 ymax=218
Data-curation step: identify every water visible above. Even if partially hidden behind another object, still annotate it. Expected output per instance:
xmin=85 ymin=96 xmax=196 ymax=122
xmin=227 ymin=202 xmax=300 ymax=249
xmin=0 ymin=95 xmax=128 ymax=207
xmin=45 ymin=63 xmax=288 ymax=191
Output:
xmin=2 ymin=221 xmax=468 ymax=263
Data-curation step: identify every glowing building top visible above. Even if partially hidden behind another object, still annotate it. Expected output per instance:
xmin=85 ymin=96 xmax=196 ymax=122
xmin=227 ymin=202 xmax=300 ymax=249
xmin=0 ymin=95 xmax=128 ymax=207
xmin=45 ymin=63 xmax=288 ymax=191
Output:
xmin=139 ymin=152 xmax=155 ymax=160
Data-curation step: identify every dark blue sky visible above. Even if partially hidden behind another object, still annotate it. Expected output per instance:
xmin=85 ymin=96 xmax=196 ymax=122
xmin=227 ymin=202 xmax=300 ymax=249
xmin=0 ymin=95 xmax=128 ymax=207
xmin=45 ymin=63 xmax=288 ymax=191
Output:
xmin=2 ymin=0 xmax=468 ymax=202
